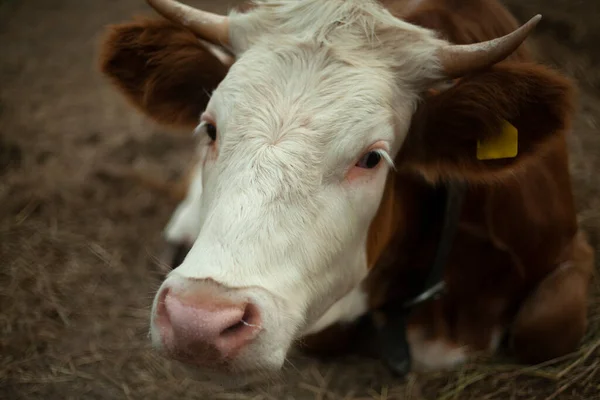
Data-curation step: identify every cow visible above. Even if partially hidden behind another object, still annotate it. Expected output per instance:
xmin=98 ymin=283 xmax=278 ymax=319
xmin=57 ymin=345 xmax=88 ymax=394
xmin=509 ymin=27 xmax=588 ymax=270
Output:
xmin=99 ymin=0 xmax=594 ymax=376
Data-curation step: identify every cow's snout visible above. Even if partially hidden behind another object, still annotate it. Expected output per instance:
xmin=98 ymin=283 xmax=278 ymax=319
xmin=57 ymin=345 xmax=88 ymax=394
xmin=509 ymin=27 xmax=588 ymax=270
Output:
xmin=153 ymin=280 xmax=262 ymax=366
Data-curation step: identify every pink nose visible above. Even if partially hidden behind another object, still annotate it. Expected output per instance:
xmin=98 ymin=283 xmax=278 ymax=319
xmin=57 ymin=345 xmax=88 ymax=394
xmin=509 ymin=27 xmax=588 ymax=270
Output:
xmin=154 ymin=282 xmax=262 ymax=365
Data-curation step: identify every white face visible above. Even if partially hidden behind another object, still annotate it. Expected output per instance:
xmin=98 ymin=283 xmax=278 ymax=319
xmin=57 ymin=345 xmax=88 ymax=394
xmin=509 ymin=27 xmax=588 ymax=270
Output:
xmin=151 ymin=0 xmax=446 ymax=374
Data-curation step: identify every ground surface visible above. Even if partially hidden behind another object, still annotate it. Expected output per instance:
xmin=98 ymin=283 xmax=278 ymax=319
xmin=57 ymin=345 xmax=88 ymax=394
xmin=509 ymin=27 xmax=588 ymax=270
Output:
xmin=1 ymin=1 xmax=599 ymax=399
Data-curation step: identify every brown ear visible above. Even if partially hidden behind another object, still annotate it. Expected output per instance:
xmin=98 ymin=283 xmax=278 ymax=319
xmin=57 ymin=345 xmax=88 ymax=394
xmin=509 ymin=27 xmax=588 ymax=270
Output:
xmin=398 ymin=62 xmax=576 ymax=183
xmin=98 ymin=17 xmax=230 ymax=131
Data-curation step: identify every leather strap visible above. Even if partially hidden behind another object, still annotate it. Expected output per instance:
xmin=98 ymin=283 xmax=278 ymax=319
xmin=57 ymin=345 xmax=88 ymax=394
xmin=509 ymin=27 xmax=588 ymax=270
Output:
xmin=372 ymin=180 xmax=467 ymax=376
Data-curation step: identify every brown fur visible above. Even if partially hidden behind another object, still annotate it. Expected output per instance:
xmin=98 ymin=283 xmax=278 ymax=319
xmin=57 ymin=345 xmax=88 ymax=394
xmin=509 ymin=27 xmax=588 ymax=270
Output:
xmin=99 ymin=17 xmax=229 ymax=131
xmin=511 ymin=231 xmax=594 ymax=363
xmin=399 ymin=62 xmax=576 ymax=183
xmin=98 ymin=0 xmax=593 ymax=367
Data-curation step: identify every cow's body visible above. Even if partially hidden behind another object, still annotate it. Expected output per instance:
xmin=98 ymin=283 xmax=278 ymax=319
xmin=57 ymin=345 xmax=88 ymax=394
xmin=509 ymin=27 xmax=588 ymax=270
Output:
xmin=303 ymin=135 xmax=592 ymax=369
xmin=100 ymin=0 xmax=594 ymax=375
xmin=296 ymin=0 xmax=595 ymax=370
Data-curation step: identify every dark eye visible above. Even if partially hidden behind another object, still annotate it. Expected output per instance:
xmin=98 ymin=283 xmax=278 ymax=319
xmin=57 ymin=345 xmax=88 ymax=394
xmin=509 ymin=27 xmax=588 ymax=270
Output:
xmin=356 ymin=151 xmax=382 ymax=169
xmin=205 ymin=123 xmax=217 ymax=141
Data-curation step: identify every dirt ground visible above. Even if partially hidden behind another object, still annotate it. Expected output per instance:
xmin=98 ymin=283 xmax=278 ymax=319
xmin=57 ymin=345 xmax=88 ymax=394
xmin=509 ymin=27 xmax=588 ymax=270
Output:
xmin=1 ymin=0 xmax=599 ymax=399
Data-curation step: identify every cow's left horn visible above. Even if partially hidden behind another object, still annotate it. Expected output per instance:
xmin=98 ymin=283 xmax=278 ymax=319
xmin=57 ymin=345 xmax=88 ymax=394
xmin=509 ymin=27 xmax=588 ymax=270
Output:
xmin=146 ymin=0 xmax=230 ymax=46
xmin=437 ymin=14 xmax=541 ymax=78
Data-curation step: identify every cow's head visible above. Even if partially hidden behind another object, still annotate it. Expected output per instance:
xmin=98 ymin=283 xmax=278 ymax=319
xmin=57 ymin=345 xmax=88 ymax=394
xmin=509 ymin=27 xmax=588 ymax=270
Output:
xmin=100 ymin=0 xmax=572 ymax=375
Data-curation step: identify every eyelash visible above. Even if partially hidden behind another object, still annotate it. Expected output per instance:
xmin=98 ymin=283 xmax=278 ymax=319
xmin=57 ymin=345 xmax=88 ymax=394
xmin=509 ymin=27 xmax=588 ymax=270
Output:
xmin=355 ymin=150 xmax=383 ymax=169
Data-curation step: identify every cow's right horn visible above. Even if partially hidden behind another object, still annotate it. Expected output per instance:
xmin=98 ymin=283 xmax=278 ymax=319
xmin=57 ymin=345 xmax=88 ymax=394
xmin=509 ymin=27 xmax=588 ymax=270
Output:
xmin=146 ymin=0 xmax=230 ymax=47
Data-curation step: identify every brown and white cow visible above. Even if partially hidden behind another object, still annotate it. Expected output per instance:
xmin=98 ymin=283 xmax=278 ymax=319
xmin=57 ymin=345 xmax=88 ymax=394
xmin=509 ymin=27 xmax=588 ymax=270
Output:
xmin=99 ymin=0 xmax=594 ymax=375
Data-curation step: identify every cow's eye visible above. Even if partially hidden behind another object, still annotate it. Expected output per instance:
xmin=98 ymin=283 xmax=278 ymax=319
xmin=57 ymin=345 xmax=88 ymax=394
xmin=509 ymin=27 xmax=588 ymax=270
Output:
xmin=356 ymin=151 xmax=382 ymax=169
xmin=205 ymin=123 xmax=217 ymax=141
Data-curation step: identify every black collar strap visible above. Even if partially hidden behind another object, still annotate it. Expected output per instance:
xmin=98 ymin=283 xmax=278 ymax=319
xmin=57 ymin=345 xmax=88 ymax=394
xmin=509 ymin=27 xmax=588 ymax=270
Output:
xmin=403 ymin=180 xmax=467 ymax=308
xmin=371 ymin=180 xmax=467 ymax=377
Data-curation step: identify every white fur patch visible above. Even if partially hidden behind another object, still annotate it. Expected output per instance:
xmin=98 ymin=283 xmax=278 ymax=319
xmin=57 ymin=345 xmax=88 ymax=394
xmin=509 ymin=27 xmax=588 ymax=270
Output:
xmin=407 ymin=328 xmax=469 ymax=372
xmin=302 ymin=285 xmax=369 ymax=336
xmin=163 ymin=146 xmax=209 ymax=245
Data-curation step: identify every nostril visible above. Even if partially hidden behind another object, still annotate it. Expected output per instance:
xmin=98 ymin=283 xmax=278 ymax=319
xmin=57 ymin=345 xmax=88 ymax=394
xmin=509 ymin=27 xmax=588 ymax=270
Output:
xmin=219 ymin=302 xmax=262 ymax=338
xmin=243 ymin=302 xmax=261 ymax=326
xmin=220 ymin=320 xmax=246 ymax=336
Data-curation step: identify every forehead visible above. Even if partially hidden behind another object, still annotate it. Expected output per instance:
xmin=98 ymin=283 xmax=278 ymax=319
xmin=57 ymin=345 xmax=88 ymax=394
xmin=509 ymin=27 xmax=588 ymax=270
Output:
xmin=211 ymin=41 xmax=396 ymax=151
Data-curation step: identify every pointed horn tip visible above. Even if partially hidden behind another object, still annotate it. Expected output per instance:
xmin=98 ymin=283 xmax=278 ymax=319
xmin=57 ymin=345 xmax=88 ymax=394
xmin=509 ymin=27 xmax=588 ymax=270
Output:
xmin=526 ymin=14 xmax=543 ymax=29
xmin=515 ymin=14 xmax=542 ymax=38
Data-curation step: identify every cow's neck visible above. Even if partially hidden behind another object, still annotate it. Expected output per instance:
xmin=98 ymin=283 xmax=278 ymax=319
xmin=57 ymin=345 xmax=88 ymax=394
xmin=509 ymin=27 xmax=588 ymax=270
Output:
xmin=364 ymin=170 xmax=467 ymax=375
xmin=364 ymin=170 xmax=457 ymax=309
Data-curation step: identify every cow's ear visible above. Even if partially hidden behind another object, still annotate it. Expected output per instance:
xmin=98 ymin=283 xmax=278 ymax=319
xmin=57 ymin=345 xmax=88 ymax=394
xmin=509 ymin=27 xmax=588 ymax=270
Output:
xmin=98 ymin=17 xmax=230 ymax=131
xmin=398 ymin=62 xmax=575 ymax=183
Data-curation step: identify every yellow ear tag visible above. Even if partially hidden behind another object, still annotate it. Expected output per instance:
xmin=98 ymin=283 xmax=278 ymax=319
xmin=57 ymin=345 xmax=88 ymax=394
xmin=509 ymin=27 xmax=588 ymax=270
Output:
xmin=476 ymin=120 xmax=518 ymax=160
